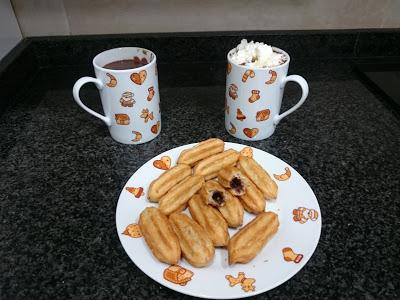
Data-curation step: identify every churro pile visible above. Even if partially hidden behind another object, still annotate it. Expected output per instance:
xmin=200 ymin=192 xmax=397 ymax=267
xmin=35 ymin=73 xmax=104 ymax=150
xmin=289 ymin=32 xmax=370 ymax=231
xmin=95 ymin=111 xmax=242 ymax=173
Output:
xmin=139 ymin=138 xmax=280 ymax=267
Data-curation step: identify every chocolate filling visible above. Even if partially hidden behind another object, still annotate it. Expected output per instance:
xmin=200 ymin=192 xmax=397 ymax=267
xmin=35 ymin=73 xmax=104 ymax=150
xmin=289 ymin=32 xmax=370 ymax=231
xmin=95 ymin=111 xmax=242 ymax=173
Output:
xmin=211 ymin=191 xmax=225 ymax=205
xmin=230 ymin=177 xmax=244 ymax=193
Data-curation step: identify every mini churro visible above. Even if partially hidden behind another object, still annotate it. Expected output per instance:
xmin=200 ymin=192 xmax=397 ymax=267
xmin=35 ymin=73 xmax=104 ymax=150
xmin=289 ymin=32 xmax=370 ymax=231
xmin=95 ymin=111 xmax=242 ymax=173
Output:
xmin=218 ymin=166 xmax=247 ymax=196
xmin=199 ymin=180 xmax=228 ymax=207
xmin=159 ymin=175 xmax=204 ymax=215
xmin=177 ymin=138 xmax=224 ymax=166
xmin=193 ymin=149 xmax=239 ymax=179
xmin=218 ymin=190 xmax=244 ymax=228
xmin=169 ymin=212 xmax=215 ymax=267
xmin=228 ymin=211 xmax=279 ymax=264
xmin=204 ymin=172 xmax=219 ymax=181
xmin=148 ymin=164 xmax=191 ymax=202
xmin=239 ymin=179 xmax=265 ymax=214
xmin=188 ymin=194 xmax=229 ymax=247
xmin=238 ymin=156 xmax=278 ymax=200
xmin=137 ymin=138 xmax=285 ymax=268
xmin=139 ymin=207 xmax=181 ymax=265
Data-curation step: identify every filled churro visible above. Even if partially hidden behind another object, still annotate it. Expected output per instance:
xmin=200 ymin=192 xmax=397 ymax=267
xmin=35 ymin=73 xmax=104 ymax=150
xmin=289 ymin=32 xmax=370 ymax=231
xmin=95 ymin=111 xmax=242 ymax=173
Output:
xmin=148 ymin=164 xmax=191 ymax=202
xmin=218 ymin=190 xmax=244 ymax=228
xmin=169 ymin=212 xmax=215 ymax=267
xmin=188 ymin=194 xmax=229 ymax=247
xmin=228 ymin=211 xmax=279 ymax=264
xmin=218 ymin=166 xmax=247 ymax=196
xmin=239 ymin=179 xmax=265 ymax=214
xmin=159 ymin=175 xmax=204 ymax=215
xmin=238 ymin=156 xmax=278 ymax=199
xmin=194 ymin=149 xmax=240 ymax=179
xmin=139 ymin=207 xmax=181 ymax=265
xmin=138 ymin=138 xmax=284 ymax=267
xmin=177 ymin=138 xmax=224 ymax=166
xmin=199 ymin=180 xmax=228 ymax=207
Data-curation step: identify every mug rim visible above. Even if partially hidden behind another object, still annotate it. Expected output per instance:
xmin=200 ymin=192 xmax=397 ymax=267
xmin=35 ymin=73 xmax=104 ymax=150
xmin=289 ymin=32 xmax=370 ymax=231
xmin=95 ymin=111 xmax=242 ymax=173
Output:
xmin=93 ymin=47 xmax=157 ymax=73
xmin=227 ymin=46 xmax=290 ymax=70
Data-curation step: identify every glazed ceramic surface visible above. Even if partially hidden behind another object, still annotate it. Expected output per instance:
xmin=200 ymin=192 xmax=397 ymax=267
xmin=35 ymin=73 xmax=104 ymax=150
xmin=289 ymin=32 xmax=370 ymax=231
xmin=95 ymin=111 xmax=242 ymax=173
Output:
xmin=225 ymin=47 xmax=308 ymax=141
xmin=73 ymin=47 xmax=160 ymax=144
xmin=116 ymin=142 xmax=321 ymax=299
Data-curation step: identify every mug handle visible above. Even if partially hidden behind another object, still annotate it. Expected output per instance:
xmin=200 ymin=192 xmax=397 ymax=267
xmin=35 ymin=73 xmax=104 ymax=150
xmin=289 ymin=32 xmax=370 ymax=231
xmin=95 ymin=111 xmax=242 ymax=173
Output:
xmin=72 ymin=77 xmax=111 ymax=126
xmin=273 ymin=75 xmax=309 ymax=125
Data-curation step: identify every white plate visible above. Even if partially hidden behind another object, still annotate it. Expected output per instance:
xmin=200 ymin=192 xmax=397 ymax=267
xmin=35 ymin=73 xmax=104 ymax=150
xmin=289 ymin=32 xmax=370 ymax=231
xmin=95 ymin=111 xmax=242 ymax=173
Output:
xmin=116 ymin=142 xmax=322 ymax=299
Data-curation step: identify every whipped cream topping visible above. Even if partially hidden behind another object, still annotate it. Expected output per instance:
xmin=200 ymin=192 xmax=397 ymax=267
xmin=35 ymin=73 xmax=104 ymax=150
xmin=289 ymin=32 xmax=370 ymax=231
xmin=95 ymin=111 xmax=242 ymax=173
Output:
xmin=230 ymin=39 xmax=287 ymax=68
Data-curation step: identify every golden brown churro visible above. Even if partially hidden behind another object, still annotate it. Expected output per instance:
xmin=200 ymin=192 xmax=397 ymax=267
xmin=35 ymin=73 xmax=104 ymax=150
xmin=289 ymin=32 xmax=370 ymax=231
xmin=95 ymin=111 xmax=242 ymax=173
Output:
xmin=139 ymin=207 xmax=181 ymax=264
xmin=177 ymin=138 xmax=224 ymax=166
xmin=218 ymin=190 xmax=244 ymax=228
xmin=148 ymin=164 xmax=191 ymax=202
xmin=218 ymin=166 xmax=247 ymax=196
xmin=228 ymin=211 xmax=279 ymax=264
xmin=159 ymin=175 xmax=204 ymax=215
xmin=204 ymin=172 xmax=219 ymax=181
xmin=238 ymin=156 xmax=278 ymax=199
xmin=193 ymin=149 xmax=239 ymax=179
xmin=169 ymin=212 xmax=215 ymax=267
xmin=138 ymin=138 xmax=283 ymax=267
xmin=199 ymin=180 xmax=228 ymax=207
xmin=188 ymin=194 xmax=229 ymax=247
xmin=239 ymin=179 xmax=266 ymax=214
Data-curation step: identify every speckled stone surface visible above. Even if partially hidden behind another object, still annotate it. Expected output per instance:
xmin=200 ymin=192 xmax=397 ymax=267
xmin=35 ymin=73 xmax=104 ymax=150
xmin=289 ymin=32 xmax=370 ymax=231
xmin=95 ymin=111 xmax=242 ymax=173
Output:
xmin=1 ymin=57 xmax=399 ymax=299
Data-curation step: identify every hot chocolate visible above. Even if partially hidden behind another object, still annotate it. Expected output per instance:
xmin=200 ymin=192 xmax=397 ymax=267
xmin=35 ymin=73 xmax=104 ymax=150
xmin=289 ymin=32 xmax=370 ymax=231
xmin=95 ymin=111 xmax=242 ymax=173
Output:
xmin=103 ymin=56 xmax=149 ymax=70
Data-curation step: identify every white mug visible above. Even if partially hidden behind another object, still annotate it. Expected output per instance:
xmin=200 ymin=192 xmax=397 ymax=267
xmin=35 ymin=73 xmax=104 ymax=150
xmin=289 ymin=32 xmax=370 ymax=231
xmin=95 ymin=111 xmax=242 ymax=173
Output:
xmin=225 ymin=47 xmax=308 ymax=141
xmin=73 ymin=47 xmax=160 ymax=144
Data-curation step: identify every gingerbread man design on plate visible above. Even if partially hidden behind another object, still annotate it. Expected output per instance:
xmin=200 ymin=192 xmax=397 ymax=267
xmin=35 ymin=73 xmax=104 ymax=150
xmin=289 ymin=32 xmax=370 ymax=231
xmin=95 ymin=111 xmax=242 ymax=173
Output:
xmin=226 ymin=272 xmax=256 ymax=292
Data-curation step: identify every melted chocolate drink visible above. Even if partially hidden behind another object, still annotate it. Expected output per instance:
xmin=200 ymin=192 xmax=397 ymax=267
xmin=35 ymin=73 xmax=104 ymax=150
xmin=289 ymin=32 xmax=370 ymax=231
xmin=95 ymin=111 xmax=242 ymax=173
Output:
xmin=103 ymin=56 xmax=148 ymax=70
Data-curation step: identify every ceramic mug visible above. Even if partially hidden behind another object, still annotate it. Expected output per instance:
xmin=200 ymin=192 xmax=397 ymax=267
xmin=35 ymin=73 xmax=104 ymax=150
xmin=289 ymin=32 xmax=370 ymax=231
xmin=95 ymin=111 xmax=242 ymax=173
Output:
xmin=72 ymin=47 xmax=160 ymax=144
xmin=225 ymin=47 xmax=308 ymax=141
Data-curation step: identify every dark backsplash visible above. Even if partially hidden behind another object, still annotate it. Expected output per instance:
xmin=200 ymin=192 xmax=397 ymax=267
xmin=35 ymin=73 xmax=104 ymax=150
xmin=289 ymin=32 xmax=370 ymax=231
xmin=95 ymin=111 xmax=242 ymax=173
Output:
xmin=1 ymin=29 xmax=400 ymax=114
xmin=28 ymin=29 xmax=400 ymax=67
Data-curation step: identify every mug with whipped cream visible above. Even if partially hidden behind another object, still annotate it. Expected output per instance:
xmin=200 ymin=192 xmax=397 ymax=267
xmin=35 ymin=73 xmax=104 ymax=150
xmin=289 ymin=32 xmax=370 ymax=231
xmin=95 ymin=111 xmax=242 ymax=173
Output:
xmin=225 ymin=40 xmax=309 ymax=141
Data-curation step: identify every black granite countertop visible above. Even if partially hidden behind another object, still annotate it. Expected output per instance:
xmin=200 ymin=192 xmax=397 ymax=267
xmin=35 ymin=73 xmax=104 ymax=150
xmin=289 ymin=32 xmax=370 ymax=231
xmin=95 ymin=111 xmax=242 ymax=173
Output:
xmin=1 ymin=32 xmax=400 ymax=299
